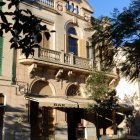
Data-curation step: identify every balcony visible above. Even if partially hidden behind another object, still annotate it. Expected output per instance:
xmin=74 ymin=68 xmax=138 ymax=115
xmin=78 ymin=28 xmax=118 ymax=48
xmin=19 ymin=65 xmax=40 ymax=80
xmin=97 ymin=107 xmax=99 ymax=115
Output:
xmin=19 ymin=48 xmax=93 ymax=74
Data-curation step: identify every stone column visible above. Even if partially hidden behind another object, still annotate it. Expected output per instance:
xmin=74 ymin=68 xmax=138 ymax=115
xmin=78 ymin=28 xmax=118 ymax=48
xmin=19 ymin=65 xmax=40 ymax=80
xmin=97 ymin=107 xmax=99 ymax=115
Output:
xmin=60 ymin=50 xmax=65 ymax=63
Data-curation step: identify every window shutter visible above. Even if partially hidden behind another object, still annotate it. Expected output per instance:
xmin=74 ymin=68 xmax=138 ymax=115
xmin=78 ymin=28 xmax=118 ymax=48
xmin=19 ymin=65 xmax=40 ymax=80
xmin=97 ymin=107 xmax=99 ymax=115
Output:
xmin=0 ymin=37 xmax=3 ymax=75
xmin=79 ymin=39 xmax=86 ymax=58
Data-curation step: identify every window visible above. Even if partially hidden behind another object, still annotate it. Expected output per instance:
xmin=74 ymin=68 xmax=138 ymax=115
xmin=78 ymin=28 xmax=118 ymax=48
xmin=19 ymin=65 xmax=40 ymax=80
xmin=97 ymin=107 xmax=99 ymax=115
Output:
xmin=33 ymin=32 xmax=49 ymax=49
xmin=75 ymin=6 xmax=79 ymax=14
xmin=70 ymin=3 xmax=74 ymax=12
xmin=66 ymin=1 xmax=70 ymax=10
xmin=68 ymin=27 xmax=77 ymax=35
xmin=67 ymin=84 xmax=79 ymax=96
xmin=0 ymin=37 xmax=3 ymax=75
xmin=66 ymin=1 xmax=79 ymax=14
xmin=68 ymin=27 xmax=78 ymax=55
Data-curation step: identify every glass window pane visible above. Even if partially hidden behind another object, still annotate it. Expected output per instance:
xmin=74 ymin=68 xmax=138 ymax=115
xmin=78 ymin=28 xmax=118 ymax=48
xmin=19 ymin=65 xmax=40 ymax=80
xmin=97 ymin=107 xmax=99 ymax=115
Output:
xmin=75 ymin=6 xmax=79 ymax=14
xmin=66 ymin=1 xmax=70 ymax=10
xmin=68 ymin=27 xmax=77 ymax=35
xmin=68 ymin=37 xmax=77 ymax=55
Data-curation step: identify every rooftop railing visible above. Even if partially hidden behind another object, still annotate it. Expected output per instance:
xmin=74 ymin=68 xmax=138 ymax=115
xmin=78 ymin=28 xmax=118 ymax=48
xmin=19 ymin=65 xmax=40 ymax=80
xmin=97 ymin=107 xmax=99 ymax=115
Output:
xmin=39 ymin=0 xmax=54 ymax=7
xmin=30 ymin=0 xmax=54 ymax=8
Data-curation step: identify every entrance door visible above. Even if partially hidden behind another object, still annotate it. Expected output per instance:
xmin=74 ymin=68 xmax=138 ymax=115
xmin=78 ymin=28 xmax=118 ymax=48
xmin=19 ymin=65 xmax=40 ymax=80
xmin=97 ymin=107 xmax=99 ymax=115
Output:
xmin=42 ymin=107 xmax=54 ymax=139
xmin=67 ymin=109 xmax=83 ymax=140
xmin=30 ymin=101 xmax=54 ymax=140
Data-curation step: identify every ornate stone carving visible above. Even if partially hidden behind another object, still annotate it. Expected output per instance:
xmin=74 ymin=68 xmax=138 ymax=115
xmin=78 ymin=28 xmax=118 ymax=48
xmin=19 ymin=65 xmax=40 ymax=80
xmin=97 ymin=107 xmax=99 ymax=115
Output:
xmin=55 ymin=69 xmax=63 ymax=81
xmin=28 ymin=63 xmax=37 ymax=77
xmin=57 ymin=1 xmax=63 ymax=11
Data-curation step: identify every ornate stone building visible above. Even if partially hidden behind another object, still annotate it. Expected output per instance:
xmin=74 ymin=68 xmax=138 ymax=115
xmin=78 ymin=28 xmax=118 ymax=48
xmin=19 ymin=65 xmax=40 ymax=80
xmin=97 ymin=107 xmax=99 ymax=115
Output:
xmin=1 ymin=0 xmax=137 ymax=140
xmin=0 ymin=0 xmax=98 ymax=139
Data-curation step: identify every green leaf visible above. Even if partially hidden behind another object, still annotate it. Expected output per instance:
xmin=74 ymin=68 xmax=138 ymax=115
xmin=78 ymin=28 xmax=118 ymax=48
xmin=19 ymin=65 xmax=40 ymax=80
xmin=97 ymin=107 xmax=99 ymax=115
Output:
xmin=10 ymin=43 xmax=18 ymax=49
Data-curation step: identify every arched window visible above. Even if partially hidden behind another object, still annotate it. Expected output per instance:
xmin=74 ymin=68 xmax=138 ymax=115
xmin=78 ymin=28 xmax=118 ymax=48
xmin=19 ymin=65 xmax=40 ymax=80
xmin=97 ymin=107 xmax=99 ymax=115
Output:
xmin=75 ymin=6 xmax=79 ymax=14
xmin=66 ymin=1 xmax=79 ymax=14
xmin=66 ymin=1 xmax=70 ymax=10
xmin=67 ymin=27 xmax=78 ymax=55
xmin=70 ymin=3 xmax=74 ymax=12
xmin=68 ymin=27 xmax=77 ymax=35
xmin=67 ymin=84 xmax=80 ymax=96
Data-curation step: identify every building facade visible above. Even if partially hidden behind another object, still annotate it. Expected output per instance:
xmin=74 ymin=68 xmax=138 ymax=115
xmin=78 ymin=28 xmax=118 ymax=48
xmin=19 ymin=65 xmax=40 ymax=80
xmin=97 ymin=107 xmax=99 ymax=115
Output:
xmin=1 ymin=0 xmax=138 ymax=140
xmin=0 ymin=0 xmax=98 ymax=140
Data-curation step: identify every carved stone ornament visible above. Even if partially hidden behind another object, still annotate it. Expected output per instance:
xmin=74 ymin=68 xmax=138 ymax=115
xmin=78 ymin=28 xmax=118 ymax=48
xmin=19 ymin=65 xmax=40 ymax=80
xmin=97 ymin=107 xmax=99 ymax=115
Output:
xmin=84 ymin=13 xmax=89 ymax=21
xmin=57 ymin=2 xmax=63 ymax=11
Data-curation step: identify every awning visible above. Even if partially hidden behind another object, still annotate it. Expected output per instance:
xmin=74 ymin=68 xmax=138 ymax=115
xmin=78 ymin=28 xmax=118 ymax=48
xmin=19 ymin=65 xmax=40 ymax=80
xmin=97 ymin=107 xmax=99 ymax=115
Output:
xmin=25 ymin=95 xmax=95 ymax=109
xmin=66 ymin=98 xmax=96 ymax=108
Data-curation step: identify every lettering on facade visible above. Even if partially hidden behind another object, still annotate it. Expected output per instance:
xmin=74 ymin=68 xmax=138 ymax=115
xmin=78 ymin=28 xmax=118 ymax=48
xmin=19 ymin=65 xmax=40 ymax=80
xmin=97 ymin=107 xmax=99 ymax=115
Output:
xmin=54 ymin=103 xmax=65 ymax=107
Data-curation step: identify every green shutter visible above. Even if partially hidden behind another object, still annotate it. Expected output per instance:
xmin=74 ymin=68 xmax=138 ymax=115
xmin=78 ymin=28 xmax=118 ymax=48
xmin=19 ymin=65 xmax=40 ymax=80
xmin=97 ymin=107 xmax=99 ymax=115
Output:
xmin=0 ymin=37 xmax=3 ymax=75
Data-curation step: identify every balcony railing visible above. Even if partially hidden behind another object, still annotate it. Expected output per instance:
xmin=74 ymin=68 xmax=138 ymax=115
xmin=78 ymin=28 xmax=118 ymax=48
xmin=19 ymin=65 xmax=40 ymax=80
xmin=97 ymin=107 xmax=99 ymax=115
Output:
xmin=74 ymin=56 xmax=91 ymax=69
xmin=38 ymin=0 xmax=54 ymax=7
xmin=40 ymin=48 xmax=61 ymax=62
xmin=19 ymin=48 xmax=93 ymax=70
xmin=39 ymin=48 xmax=92 ymax=69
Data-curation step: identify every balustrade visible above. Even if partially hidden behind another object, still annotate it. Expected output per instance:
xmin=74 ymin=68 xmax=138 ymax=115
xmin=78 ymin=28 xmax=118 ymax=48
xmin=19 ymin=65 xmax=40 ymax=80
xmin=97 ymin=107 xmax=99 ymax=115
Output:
xmin=64 ymin=54 xmax=71 ymax=64
xmin=24 ymin=48 xmax=92 ymax=70
xmin=37 ymin=0 xmax=54 ymax=8
xmin=74 ymin=56 xmax=91 ymax=68
xmin=40 ymin=48 xmax=61 ymax=62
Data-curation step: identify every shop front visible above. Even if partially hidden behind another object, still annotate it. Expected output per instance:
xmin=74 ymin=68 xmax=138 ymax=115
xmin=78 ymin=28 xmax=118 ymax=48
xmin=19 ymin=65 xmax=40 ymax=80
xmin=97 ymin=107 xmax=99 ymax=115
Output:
xmin=25 ymin=95 xmax=96 ymax=140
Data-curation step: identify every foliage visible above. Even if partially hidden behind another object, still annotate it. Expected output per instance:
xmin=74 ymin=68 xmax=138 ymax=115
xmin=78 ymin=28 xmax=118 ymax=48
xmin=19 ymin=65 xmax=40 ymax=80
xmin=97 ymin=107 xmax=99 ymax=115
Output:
xmin=86 ymin=70 xmax=118 ymax=114
xmin=94 ymin=90 xmax=118 ymax=115
xmin=88 ymin=0 xmax=140 ymax=81
xmin=86 ymin=16 xmax=115 ymax=71
xmin=86 ymin=71 xmax=110 ymax=99
xmin=111 ymin=0 xmax=140 ymax=81
xmin=0 ymin=0 xmax=54 ymax=58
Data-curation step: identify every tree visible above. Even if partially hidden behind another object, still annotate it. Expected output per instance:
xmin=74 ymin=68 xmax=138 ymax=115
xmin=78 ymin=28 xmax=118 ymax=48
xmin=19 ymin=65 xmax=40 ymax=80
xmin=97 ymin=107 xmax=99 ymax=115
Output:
xmin=88 ymin=0 xmax=140 ymax=81
xmin=111 ymin=0 xmax=140 ymax=81
xmin=86 ymin=71 xmax=119 ymax=138
xmin=86 ymin=70 xmax=118 ymax=112
xmin=0 ymin=0 xmax=54 ymax=58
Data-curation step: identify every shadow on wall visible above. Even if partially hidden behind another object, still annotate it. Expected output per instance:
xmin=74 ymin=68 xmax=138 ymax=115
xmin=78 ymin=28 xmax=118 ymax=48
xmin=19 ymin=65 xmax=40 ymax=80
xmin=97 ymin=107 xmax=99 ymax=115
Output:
xmin=3 ymin=105 xmax=30 ymax=140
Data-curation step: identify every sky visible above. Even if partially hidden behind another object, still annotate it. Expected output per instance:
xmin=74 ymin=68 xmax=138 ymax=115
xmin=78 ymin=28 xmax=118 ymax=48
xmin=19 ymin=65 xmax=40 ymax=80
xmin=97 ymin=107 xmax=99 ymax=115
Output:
xmin=87 ymin=0 xmax=132 ymax=18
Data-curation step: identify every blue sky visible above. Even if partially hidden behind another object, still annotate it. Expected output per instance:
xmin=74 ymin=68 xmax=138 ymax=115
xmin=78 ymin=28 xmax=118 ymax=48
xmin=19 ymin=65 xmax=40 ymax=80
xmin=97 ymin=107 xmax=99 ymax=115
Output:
xmin=87 ymin=0 xmax=132 ymax=18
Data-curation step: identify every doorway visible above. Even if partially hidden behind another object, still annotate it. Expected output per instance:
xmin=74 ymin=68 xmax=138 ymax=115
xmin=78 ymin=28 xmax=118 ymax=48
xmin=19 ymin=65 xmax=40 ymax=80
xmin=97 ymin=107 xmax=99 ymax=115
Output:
xmin=67 ymin=108 xmax=83 ymax=140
